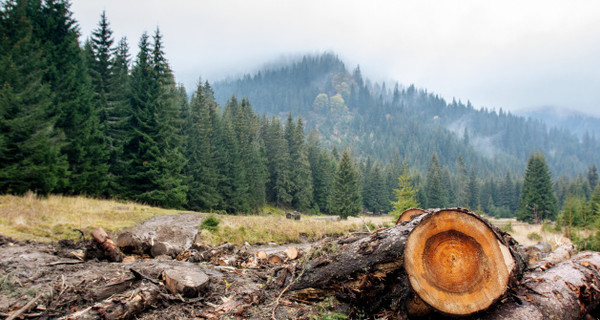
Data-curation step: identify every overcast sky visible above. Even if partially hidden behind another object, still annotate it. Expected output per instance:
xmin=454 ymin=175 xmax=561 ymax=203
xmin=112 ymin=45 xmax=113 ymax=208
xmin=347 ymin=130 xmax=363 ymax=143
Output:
xmin=71 ymin=0 xmax=600 ymax=117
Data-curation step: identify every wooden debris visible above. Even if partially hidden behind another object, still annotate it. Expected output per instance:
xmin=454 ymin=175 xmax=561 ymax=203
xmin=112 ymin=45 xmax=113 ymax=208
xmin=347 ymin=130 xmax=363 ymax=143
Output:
xmin=162 ymin=265 xmax=210 ymax=298
xmin=91 ymin=227 xmax=124 ymax=262
xmin=257 ymin=250 xmax=268 ymax=260
xmin=285 ymin=247 xmax=299 ymax=260
xmin=6 ymin=295 xmax=41 ymax=320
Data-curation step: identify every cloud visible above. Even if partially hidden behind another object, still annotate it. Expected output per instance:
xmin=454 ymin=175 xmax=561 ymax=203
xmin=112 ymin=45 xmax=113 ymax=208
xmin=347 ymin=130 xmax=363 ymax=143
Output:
xmin=71 ymin=0 xmax=600 ymax=117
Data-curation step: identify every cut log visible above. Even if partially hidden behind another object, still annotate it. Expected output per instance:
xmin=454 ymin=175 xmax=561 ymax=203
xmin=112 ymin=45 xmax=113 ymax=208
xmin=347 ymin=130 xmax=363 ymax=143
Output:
xmin=268 ymin=254 xmax=284 ymax=264
xmin=162 ymin=265 xmax=210 ymax=298
xmin=116 ymin=232 xmax=149 ymax=255
xmin=404 ymin=208 xmax=522 ymax=316
xmin=289 ymin=208 xmax=525 ymax=316
xmin=395 ymin=208 xmax=425 ymax=224
xmin=285 ymin=247 xmax=299 ymax=260
xmin=91 ymin=228 xmax=125 ymax=262
xmin=480 ymin=251 xmax=600 ymax=320
xmin=257 ymin=250 xmax=268 ymax=260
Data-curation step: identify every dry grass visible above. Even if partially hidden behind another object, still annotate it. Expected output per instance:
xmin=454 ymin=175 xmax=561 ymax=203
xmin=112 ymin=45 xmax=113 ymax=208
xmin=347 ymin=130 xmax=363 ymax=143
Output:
xmin=487 ymin=217 xmax=572 ymax=248
xmin=199 ymin=214 xmax=393 ymax=246
xmin=0 ymin=192 xmax=179 ymax=242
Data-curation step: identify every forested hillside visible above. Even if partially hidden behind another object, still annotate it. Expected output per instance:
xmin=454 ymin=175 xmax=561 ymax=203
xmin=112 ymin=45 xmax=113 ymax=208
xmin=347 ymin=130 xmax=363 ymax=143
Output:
xmin=213 ymin=53 xmax=599 ymax=178
xmin=2 ymin=1 xmax=599 ymax=222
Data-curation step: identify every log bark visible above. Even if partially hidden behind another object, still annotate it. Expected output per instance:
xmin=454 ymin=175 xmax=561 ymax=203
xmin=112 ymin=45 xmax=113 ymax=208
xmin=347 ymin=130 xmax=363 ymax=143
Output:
xmin=289 ymin=208 xmax=525 ymax=316
xmin=91 ymin=228 xmax=125 ymax=262
xmin=479 ymin=251 xmax=600 ymax=320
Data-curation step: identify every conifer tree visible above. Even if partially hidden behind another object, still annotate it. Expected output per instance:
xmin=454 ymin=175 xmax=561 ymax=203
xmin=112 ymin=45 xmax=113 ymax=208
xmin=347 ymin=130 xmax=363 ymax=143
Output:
xmin=517 ymin=152 xmax=558 ymax=222
xmin=37 ymin=0 xmax=108 ymax=195
xmin=0 ymin=0 xmax=68 ymax=194
xmin=467 ymin=167 xmax=479 ymax=210
xmin=288 ymin=117 xmax=313 ymax=210
xmin=455 ymin=154 xmax=469 ymax=207
xmin=390 ymin=161 xmax=419 ymax=217
xmin=329 ymin=148 xmax=362 ymax=219
xmin=121 ymin=30 xmax=187 ymax=208
xmin=425 ymin=153 xmax=446 ymax=208
xmin=184 ymin=81 xmax=222 ymax=211
xmin=264 ymin=117 xmax=292 ymax=206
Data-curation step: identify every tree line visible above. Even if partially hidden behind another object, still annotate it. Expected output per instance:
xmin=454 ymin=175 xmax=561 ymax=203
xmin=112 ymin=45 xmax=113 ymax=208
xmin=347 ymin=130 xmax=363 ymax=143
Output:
xmin=0 ymin=1 xmax=367 ymax=217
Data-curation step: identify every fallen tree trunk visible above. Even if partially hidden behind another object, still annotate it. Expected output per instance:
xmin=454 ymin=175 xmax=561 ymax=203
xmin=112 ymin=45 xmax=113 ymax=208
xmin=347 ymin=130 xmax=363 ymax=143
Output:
xmin=289 ymin=208 xmax=525 ymax=316
xmin=480 ymin=251 xmax=600 ymax=320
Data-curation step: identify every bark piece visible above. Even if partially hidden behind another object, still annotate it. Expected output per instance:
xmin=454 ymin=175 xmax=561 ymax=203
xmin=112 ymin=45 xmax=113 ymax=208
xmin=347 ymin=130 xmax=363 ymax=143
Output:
xmin=162 ymin=265 xmax=210 ymax=298
xmin=481 ymin=251 xmax=600 ymax=320
xmin=404 ymin=208 xmax=522 ymax=316
xmin=530 ymin=243 xmax=576 ymax=272
xmin=91 ymin=228 xmax=125 ymax=262
xmin=395 ymin=208 xmax=425 ymax=224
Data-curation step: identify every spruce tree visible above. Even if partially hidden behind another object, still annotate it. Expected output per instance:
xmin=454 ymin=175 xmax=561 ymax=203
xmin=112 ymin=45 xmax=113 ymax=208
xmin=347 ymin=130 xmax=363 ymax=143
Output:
xmin=121 ymin=30 xmax=187 ymax=208
xmin=455 ymin=154 xmax=469 ymax=207
xmin=425 ymin=153 xmax=446 ymax=208
xmin=329 ymin=148 xmax=362 ymax=219
xmin=37 ymin=0 xmax=108 ymax=195
xmin=184 ymin=81 xmax=222 ymax=211
xmin=516 ymin=152 xmax=558 ymax=222
xmin=390 ymin=161 xmax=419 ymax=217
xmin=0 ymin=0 xmax=68 ymax=194
xmin=263 ymin=117 xmax=292 ymax=206
xmin=467 ymin=167 xmax=479 ymax=210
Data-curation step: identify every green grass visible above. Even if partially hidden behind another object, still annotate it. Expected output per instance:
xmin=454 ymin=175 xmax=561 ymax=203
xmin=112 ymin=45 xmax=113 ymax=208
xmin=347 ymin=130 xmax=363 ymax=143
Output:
xmin=0 ymin=192 xmax=180 ymax=241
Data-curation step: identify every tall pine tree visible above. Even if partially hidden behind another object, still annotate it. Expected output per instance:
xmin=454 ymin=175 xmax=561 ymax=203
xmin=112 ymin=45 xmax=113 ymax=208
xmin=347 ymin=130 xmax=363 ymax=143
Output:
xmin=329 ymin=148 xmax=362 ymax=219
xmin=517 ymin=152 xmax=558 ymax=222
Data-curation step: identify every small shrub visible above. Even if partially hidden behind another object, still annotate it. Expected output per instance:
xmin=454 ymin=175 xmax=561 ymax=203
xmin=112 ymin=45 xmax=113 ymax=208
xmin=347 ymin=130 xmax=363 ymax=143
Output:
xmin=500 ymin=222 xmax=514 ymax=233
xmin=527 ymin=232 xmax=542 ymax=241
xmin=200 ymin=214 xmax=220 ymax=232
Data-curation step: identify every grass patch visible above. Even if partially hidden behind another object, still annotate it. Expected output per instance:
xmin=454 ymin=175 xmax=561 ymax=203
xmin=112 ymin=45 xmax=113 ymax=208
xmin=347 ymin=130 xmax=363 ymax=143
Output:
xmin=527 ymin=232 xmax=542 ymax=241
xmin=0 ymin=192 xmax=180 ymax=242
xmin=199 ymin=214 xmax=390 ymax=246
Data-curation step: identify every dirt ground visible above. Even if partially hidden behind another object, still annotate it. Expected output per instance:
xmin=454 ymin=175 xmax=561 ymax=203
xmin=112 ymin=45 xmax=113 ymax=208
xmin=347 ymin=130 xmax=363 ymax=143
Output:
xmin=0 ymin=214 xmax=344 ymax=320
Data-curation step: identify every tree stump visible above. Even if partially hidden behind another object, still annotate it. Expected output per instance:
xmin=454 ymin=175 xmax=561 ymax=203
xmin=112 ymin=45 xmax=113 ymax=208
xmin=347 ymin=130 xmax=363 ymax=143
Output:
xmin=404 ymin=208 xmax=522 ymax=316
xmin=395 ymin=208 xmax=426 ymax=224
xmin=162 ymin=264 xmax=210 ymax=298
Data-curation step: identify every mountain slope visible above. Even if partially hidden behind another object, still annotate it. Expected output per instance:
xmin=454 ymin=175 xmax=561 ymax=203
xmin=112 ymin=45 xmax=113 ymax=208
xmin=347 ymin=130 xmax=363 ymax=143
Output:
xmin=213 ymin=53 xmax=599 ymax=177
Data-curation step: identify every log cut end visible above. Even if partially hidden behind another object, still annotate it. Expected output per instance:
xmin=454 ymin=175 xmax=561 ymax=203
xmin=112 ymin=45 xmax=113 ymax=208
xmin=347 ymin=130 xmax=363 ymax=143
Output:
xmin=396 ymin=208 xmax=426 ymax=224
xmin=404 ymin=209 xmax=516 ymax=316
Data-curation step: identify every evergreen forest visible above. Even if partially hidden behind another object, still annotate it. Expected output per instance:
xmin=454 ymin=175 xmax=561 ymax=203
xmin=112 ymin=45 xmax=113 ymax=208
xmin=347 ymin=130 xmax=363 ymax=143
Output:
xmin=1 ymin=1 xmax=599 ymax=228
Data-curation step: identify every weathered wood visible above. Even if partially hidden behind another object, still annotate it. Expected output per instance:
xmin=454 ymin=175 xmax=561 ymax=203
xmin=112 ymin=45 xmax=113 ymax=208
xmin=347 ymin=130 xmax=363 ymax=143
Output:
xmin=289 ymin=208 xmax=525 ymax=316
xmin=91 ymin=227 xmax=125 ymax=262
xmin=66 ymin=283 xmax=160 ymax=320
xmin=529 ymin=243 xmax=576 ymax=272
xmin=395 ymin=208 xmax=426 ymax=224
xmin=150 ymin=241 xmax=176 ymax=258
xmin=116 ymin=232 xmax=149 ymax=255
xmin=285 ymin=247 xmax=299 ymax=260
xmin=404 ymin=208 xmax=523 ymax=316
xmin=480 ymin=251 xmax=600 ymax=320
xmin=162 ymin=265 xmax=210 ymax=298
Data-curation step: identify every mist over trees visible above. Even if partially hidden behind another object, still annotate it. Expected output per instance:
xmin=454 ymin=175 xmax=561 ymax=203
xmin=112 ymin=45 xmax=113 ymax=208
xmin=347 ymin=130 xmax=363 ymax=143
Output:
xmin=1 ymin=1 xmax=599 ymax=224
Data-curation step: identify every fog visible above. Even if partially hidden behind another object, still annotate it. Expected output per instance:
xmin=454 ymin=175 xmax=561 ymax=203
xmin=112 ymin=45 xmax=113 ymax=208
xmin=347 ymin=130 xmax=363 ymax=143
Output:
xmin=71 ymin=0 xmax=600 ymax=117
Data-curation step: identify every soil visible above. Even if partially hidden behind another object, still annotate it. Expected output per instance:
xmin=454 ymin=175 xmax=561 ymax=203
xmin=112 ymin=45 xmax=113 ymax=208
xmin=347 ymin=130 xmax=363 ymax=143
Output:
xmin=0 ymin=215 xmax=332 ymax=320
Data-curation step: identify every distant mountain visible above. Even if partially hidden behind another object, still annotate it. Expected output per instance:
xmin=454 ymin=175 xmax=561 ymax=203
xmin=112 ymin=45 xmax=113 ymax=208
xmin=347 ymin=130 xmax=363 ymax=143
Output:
xmin=213 ymin=53 xmax=599 ymax=178
xmin=517 ymin=107 xmax=600 ymax=140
